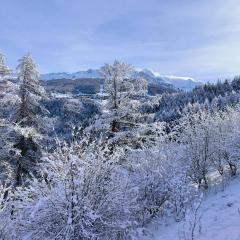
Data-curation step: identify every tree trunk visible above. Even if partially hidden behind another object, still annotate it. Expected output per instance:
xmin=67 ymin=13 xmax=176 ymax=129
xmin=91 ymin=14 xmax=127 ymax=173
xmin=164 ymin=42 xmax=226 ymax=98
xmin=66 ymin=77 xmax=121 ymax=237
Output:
xmin=15 ymin=155 xmax=22 ymax=187
xmin=229 ymin=162 xmax=237 ymax=176
xmin=203 ymin=176 xmax=208 ymax=189
xmin=218 ymin=165 xmax=224 ymax=175
xmin=111 ymin=119 xmax=117 ymax=132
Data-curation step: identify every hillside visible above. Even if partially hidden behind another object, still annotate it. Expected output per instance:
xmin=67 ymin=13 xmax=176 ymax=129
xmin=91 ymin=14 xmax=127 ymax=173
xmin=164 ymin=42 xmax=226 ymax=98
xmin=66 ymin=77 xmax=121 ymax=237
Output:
xmin=1 ymin=56 xmax=240 ymax=240
xmin=142 ymin=176 xmax=240 ymax=240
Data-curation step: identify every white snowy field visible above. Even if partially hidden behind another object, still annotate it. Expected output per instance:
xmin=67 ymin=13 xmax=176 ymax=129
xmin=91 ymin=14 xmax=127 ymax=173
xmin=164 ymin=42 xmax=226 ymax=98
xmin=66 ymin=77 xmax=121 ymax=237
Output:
xmin=142 ymin=176 xmax=240 ymax=240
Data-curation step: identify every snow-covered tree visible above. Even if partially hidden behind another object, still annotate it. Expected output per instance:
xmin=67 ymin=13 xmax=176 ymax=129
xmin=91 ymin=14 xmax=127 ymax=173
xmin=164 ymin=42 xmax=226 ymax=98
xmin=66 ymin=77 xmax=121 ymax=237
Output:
xmin=101 ymin=60 xmax=147 ymax=132
xmin=101 ymin=60 xmax=133 ymax=111
xmin=176 ymin=104 xmax=240 ymax=185
xmin=15 ymin=53 xmax=45 ymax=127
xmin=0 ymin=79 xmax=20 ymax=121
xmin=0 ymin=53 xmax=11 ymax=80
xmin=177 ymin=109 xmax=214 ymax=188
xmin=7 ymin=54 xmax=48 ymax=187
xmin=214 ymin=107 xmax=240 ymax=176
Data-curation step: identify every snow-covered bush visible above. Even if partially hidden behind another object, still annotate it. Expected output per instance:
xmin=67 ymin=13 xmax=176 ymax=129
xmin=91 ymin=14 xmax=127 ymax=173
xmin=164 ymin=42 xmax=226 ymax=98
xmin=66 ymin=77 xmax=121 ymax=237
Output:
xmin=178 ymin=194 xmax=203 ymax=240
xmin=218 ymin=107 xmax=240 ymax=176
xmin=4 ymin=132 xmax=198 ymax=239
xmin=176 ymin=104 xmax=240 ymax=187
xmin=125 ymin=143 xmax=194 ymax=224
xmin=10 ymin=139 xmax=143 ymax=239
xmin=0 ymin=184 xmax=16 ymax=240
xmin=162 ymin=144 xmax=195 ymax=221
xmin=177 ymin=109 xmax=213 ymax=188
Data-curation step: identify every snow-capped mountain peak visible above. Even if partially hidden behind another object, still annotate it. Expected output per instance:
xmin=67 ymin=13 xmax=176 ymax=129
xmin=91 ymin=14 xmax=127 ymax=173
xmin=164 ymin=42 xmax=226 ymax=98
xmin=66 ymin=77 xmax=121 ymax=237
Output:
xmin=164 ymin=75 xmax=196 ymax=82
xmin=140 ymin=68 xmax=161 ymax=78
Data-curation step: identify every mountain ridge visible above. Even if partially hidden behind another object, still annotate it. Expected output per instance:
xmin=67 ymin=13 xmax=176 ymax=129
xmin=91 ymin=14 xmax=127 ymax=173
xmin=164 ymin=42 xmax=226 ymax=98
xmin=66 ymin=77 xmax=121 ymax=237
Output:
xmin=41 ymin=68 xmax=202 ymax=91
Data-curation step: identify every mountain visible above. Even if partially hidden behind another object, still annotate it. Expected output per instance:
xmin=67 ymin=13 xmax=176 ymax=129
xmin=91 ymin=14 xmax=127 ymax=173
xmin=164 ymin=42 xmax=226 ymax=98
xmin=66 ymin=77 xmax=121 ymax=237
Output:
xmin=162 ymin=76 xmax=202 ymax=91
xmin=136 ymin=69 xmax=202 ymax=91
xmin=41 ymin=69 xmax=101 ymax=81
xmin=41 ymin=68 xmax=202 ymax=93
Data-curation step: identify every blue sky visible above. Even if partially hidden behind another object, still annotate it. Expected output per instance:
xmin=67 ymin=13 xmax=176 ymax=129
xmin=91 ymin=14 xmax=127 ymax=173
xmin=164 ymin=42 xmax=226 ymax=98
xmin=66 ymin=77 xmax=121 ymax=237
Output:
xmin=1 ymin=0 xmax=240 ymax=82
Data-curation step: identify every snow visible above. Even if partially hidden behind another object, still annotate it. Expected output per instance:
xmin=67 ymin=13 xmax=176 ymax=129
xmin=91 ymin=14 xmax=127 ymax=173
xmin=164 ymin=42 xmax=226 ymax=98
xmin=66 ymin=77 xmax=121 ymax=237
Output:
xmin=164 ymin=75 xmax=196 ymax=82
xmin=142 ymin=176 xmax=240 ymax=240
xmin=50 ymin=92 xmax=73 ymax=98
xmin=136 ymin=68 xmax=195 ymax=82
xmin=141 ymin=68 xmax=162 ymax=78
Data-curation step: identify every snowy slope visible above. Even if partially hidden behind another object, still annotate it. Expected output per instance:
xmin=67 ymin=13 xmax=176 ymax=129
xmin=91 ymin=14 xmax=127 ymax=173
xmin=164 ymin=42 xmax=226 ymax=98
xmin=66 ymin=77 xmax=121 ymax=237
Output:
xmin=137 ymin=69 xmax=202 ymax=91
xmin=142 ymin=177 xmax=240 ymax=240
xmin=163 ymin=76 xmax=202 ymax=91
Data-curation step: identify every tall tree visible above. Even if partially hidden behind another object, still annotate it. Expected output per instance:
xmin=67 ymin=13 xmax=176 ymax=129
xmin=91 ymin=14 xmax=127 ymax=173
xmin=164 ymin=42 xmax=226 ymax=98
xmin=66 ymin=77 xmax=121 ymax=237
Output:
xmin=101 ymin=60 xmax=147 ymax=132
xmin=13 ymin=54 xmax=45 ymax=186
xmin=15 ymin=53 xmax=45 ymax=127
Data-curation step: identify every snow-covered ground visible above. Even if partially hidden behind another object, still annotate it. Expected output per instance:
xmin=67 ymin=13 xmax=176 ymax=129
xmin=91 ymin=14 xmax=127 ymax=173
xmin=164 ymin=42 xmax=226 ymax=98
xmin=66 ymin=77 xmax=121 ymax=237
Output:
xmin=142 ymin=176 xmax=240 ymax=240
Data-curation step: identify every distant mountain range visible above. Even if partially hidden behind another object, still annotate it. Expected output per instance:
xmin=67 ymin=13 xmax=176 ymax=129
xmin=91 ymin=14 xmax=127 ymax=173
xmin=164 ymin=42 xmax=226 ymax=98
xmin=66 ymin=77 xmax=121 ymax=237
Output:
xmin=41 ymin=69 xmax=100 ymax=81
xmin=41 ymin=68 xmax=202 ymax=94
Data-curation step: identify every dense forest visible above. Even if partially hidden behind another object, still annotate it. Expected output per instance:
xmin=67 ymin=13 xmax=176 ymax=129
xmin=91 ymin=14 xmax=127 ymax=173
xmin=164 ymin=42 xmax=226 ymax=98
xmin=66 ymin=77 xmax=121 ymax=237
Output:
xmin=0 ymin=53 xmax=240 ymax=239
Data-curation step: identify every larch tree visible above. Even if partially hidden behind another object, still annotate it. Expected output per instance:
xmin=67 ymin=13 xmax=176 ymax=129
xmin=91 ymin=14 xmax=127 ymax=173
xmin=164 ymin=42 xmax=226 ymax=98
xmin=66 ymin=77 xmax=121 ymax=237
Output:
xmin=101 ymin=60 xmax=147 ymax=132
xmin=13 ymin=54 xmax=45 ymax=187
xmin=15 ymin=53 xmax=45 ymax=127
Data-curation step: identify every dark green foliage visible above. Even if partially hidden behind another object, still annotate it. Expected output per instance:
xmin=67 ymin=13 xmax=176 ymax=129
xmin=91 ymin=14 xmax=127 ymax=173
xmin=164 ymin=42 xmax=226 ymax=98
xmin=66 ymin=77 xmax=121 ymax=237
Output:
xmin=14 ymin=136 xmax=41 ymax=186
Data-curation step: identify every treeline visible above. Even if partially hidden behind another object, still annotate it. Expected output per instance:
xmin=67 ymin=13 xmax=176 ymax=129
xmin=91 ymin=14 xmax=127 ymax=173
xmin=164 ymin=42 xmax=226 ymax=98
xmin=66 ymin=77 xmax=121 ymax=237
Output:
xmin=154 ymin=77 xmax=240 ymax=122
